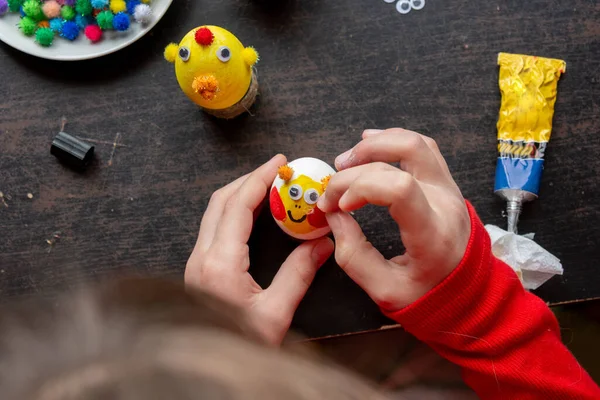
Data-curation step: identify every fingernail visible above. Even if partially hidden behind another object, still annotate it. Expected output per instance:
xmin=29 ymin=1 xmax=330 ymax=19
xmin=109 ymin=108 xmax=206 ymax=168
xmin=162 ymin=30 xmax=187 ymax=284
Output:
xmin=316 ymin=194 xmax=327 ymax=211
xmin=363 ymin=129 xmax=383 ymax=137
xmin=335 ymin=149 xmax=354 ymax=170
xmin=312 ymin=238 xmax=334 ymax=264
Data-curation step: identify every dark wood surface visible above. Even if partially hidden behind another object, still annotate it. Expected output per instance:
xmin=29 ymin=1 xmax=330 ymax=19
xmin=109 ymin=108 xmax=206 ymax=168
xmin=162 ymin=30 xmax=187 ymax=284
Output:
xmin=1 ymin=0 xmax=599 ymax=338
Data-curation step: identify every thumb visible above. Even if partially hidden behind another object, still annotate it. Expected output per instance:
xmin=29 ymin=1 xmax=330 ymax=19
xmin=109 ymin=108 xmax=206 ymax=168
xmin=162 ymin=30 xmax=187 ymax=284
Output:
xmin=326 ymin=212 xmax=398 ymax=307
xmin=262 ymin=237 xmax=334 ymax=322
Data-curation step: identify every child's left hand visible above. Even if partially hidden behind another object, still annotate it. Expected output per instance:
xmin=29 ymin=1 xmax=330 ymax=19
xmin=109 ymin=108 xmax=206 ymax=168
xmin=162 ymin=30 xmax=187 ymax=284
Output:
xmin=185 ymin=154 xmax=334 ymax=345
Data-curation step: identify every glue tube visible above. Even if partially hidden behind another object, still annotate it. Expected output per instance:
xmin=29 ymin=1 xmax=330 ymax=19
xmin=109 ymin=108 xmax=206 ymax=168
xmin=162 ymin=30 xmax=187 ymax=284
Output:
xmin=494 ymin=53 xmax=566 ymax=233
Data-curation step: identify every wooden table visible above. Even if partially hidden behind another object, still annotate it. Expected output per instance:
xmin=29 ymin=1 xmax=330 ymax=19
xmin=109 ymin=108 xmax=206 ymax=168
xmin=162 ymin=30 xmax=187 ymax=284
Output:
xmin=1 ymin=0 xmax=599 ymax=338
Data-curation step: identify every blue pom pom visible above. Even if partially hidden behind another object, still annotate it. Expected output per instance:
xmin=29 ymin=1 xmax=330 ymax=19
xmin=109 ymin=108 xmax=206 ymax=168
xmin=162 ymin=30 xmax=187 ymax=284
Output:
xmin=61 ymin=21 xmax=80 ymax=40
xmin=19 ymin=5 xmax=25 ymax=16
xmin=91 ymin=0 xmax=108 ymax=9
xmin=112 ymin=12 xmax=129 ymax=31
xmin=75 ymin=14 xmax=94 ymax=29
xmin=126 ymin=0 xmax=140 ymax=15
xmin=49 ymin=18 xmax=64 ymax=33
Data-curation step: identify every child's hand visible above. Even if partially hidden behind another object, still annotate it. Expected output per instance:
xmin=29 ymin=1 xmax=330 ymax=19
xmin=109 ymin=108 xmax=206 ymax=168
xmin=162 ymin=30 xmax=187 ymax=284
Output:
xmin=317 ymin=129 xmax=471 ymax=312
xmin=186 ymin=154 xmax=334 ymax=345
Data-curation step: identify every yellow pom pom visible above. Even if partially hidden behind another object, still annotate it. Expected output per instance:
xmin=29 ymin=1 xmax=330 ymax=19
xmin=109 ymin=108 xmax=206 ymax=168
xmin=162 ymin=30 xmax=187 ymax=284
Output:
xmin=141 ymin=0 xmax=150 ymax=3
xmin=164 ymin=43 xmax=178 ymax=63
xmin=242 ymin=47 xmax=259 ymax=67
xmin=110 ymin=0 xmax=126 ymax=14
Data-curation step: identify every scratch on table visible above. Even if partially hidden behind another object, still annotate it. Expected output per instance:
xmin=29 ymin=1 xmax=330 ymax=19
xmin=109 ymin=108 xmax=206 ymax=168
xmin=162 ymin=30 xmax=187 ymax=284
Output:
xmin=107 ymin=132 xmax=122 ymax=167
xmin=0 ymin=192 xmax=9 ymax=208
xmin=45 ymin=231 xmax=62 ymax=253
xmin=75 ymin=136 xmax=128 ymax=148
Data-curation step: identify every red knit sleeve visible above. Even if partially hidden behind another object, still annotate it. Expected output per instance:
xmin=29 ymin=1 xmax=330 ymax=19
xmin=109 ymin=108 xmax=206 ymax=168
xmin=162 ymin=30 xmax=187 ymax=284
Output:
xmin=384 ymin=202 xmax=600 ymax=399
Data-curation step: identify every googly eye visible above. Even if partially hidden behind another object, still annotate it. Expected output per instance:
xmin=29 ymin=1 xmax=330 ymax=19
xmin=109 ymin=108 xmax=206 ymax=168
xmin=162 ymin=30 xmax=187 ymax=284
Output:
xmin=179 ymin=46 xmax=190 ymax=62
xmin=288 ymin=184 xmax=303 ymax=201
xmin=304 ymin=189 xmax=319 ymax=205
xmin=216 ymin=46 xmax=231 ymax=62
xmin=410 ymin=0 xmax=425 ymax=10
xmin=396 ymin=0 xmax=411 ymax=14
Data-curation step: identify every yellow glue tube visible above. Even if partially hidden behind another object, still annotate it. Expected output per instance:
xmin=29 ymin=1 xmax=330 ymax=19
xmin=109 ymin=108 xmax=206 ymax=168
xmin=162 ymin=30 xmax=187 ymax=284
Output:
xmin=494 ymin=53 xmax=566 ymax=233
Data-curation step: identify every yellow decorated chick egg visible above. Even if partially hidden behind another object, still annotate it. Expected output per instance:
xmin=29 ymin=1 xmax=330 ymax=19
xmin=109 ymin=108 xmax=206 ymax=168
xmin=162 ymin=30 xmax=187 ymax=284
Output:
xmin=164 ymin=26 xmax=259 ymax=117
xmin=270 ymin=158 xmax=335 ymax=240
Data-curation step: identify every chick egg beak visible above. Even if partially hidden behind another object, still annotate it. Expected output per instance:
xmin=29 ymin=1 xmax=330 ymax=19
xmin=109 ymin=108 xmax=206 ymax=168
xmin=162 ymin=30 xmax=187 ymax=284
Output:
xmin=192 ymin=74 xmax=219 ymax=101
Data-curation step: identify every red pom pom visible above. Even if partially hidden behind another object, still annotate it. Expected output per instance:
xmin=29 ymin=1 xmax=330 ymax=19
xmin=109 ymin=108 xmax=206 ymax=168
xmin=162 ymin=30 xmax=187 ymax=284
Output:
xmin=195 ymin=27 xmax=214 ymax=46
xmin=85 ymin=25 xmax=103 ymax=43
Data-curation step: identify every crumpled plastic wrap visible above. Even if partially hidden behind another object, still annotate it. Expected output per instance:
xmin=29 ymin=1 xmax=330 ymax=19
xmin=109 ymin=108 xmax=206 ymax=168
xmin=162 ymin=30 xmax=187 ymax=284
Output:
xmin=485 ymin=224 xmax=563 ymax=290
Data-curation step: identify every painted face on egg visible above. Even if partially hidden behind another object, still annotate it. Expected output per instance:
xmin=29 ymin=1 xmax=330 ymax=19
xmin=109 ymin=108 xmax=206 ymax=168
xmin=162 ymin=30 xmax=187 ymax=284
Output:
xmin=270 ymin=158 xmax=336 ymax=240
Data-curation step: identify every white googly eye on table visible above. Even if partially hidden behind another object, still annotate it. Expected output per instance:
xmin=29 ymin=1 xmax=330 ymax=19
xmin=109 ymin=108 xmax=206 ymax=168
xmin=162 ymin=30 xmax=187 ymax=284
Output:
xmin=396 ymin=0 xmax=412 ymax=14
xmin=217 ymin=46 xmax=231 ymax=62
xmin=410 ymin=0 xmax=425 ymax=10
xmin=179 ymin=46 xmax=191 ymax=62
xmin=304 ymin=189 xmax=320 ymax=205
xmin=289 ymin=185 xmax=303 ymax=201
xmin=383 ymin=0 xmax=395 ymax=3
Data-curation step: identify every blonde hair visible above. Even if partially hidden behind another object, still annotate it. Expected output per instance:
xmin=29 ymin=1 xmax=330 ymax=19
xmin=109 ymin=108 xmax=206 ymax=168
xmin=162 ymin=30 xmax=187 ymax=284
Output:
xmin=0 ymin=279 xmax=388 ymax=400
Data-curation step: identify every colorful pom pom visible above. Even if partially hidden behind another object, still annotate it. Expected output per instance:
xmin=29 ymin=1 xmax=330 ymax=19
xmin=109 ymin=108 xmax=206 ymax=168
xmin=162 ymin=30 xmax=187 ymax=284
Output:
xmin=75 ymin=14 xmax=94 ymax=28
xmin=22 ymin=0 xmax=43 ymax=21
xmin=61 ymin=20 xmax=80 ymax=40
xmin=109 ymin=0 xmax=125 ymax=13
xmin=42 ymin=0 xmax=61 ymax=19
xmin=38 ymin=20 xmax=50 ymax=28
xmin=18 ymin=16 xmax=37 ymax=36
xmin=96 ymin=10 xmax=113 ymax=29
xmin=195 ymin=27 xmax=213 ymax=46
xmin=125 ymin=0 xmax=138 ymax=14
xmin=90 ymin=0 xmax=107 ymax=8
xmin=164 ymin=43 xmax=178 ymax=63
xmin=112 ymin=11 xmax=129 ymax=31
xmin=49 ymin=18 xmax=64 ymax=33
xmin=35 ymin=27 xmax=54 ymax=46
xmin=132 ymin=3 xmax=150 ymax=24
xmin=0 ymin=0 xmax=9 ymax=16
xmin=64 ymin=0 xmax=76 ymax=5
xmin=75 ymin=0 xmax=93 ymax=15
xmin=84 ymin=24 xmax=102 ymax=42
xmin=7 ymin=0 xmax=22 ymax=13
xmin=61 ymin=5 xmax=75 ymax=20
xmin=242 ymin=47 xmax=259 ymax=67
xmin=134 ymin=4 xmax=151 ymax=23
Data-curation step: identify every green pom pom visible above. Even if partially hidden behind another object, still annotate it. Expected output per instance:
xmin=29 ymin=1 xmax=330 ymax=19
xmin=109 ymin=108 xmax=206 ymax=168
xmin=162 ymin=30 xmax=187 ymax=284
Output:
xmin=7 ymin=0 xmax=24 ymax=13
xmin=75 ymin=0 xmax=92 ymax=16
xmin=18 ymin=16 xmax=37 ymax=36
xmin=35 ymin=27 xmax=54 ymax=47
xmin=61 ymin=5 xmax=75 ymax=20
xmin=22 ymin=0 xmax=43 ymax=21
xmin=96 ymin=10 xmax=113 ymax=30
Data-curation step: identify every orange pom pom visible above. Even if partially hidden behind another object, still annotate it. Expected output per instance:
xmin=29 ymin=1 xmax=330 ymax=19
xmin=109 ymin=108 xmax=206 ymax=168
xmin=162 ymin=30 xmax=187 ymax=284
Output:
xmin=192 ymin=75 xmax=219 ymax=100
xmin=278 ymin=165 xmax=294 ymax=181
xmin=321 ymin=175 xmax=331 ymax=191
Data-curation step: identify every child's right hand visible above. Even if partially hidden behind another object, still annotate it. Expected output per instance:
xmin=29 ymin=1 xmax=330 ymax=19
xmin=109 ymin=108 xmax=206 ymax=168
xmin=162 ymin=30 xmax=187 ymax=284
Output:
xmin=317 ymin=128 xmax=471 ymax=313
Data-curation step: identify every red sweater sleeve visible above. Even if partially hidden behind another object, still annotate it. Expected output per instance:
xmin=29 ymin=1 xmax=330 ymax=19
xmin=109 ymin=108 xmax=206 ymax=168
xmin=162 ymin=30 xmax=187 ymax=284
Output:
xmin=383 ymin=202 xmax=600 ymax=399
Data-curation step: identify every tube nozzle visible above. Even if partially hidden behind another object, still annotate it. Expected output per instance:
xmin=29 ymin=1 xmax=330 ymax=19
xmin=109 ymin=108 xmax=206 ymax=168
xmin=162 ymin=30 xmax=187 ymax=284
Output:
xmin=506 ymin=200 xmax=522 ymax=234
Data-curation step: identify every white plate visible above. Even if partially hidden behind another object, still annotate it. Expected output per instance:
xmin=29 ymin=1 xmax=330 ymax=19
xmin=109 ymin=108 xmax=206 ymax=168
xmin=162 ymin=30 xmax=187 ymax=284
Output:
xmin=0 ymin=0 xmax=173 ymax=61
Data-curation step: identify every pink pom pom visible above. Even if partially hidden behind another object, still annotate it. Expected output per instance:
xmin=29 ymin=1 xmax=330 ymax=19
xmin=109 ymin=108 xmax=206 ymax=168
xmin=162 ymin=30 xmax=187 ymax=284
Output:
xmin=85 ymin=25 xmax=103 ymax=43
xmin=56 ymin=0 xmax=66 ymax=4
xmin=42 ymin=0 xmax=62 ymax=19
